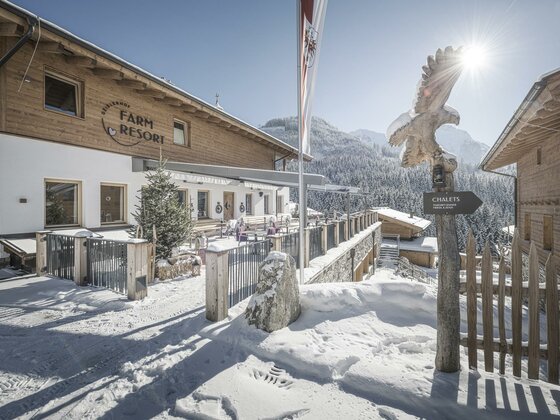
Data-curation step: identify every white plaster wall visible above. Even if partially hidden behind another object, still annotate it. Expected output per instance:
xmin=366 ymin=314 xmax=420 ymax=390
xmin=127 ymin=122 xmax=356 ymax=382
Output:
xmin=0 ymin=134 xmax=292 ymax=235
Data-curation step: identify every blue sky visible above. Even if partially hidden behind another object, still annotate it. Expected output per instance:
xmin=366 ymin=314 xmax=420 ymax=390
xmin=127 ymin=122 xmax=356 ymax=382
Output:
xmin=12 ymin=0 xmax=560 ymax=145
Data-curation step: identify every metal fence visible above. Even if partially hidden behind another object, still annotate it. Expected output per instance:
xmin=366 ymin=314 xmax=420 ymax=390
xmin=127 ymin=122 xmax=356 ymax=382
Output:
xmin=46 ymin=234 xmax=75 ymax=280
xmin=87 ymin=238 xmax=128 ymax=294
xmin=326 ymin=224 xmax=336 ymax=250
xmin=228 ymin=239 xmax=271 ymax=308
xmin=280 ymin=231 xmax=300 ymax=268
xmin=309 ymin=226 xmax=323 ymax=261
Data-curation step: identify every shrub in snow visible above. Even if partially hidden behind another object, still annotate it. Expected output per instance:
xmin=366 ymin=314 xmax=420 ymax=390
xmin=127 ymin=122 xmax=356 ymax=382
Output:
xmin=245 ymin=251 xmax=300 ymax=332
xmin=132 ymin=158 xmax=193 ymax=260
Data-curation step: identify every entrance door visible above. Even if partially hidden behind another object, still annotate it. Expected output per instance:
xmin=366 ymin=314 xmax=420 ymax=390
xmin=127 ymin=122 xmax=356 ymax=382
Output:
xmin=223 ymin=192 xmax=234 ymax=221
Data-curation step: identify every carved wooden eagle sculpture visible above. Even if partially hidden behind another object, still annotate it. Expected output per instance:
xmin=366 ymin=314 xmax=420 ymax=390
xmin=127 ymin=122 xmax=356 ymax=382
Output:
xmin=387 ymin=46 xmax=463 ymax=167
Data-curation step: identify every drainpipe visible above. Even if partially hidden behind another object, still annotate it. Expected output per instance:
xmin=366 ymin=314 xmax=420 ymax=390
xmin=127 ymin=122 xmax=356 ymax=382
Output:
xmin=0 ymin=16 xmax=38 ymax=68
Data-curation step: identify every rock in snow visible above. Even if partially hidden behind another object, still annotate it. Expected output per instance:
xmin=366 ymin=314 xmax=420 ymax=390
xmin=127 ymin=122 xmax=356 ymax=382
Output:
xmin=245 ymin=251 xmax=300 ymax=332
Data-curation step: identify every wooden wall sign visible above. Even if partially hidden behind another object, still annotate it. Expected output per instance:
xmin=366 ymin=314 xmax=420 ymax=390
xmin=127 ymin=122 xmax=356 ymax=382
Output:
xmin=101 ymin=101 xmax=166 ymax=146
xmin=423 ymin=191 xmax=482 ymax=215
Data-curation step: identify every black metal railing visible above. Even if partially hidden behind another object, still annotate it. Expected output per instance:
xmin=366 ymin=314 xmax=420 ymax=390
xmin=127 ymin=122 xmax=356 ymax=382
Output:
xmin=46 ymin=234 xmax=75 ymax=280
xmin=228 ymin=239 xmax=271 ymax=308
xmin=326 ymin=224 xmax=336 ymax=250
xmin=280 ymin=231 xmax=300 ymax=268
xmin=87 ymin=238 xmax=128 ymax=294
xmin=309 ymin=226 xmax=323 ymax=261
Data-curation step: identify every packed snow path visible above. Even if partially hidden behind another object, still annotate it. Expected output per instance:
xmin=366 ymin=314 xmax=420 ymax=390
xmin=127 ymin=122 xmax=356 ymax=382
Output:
xmin=0 ymin=270 xmax=559 ymax=419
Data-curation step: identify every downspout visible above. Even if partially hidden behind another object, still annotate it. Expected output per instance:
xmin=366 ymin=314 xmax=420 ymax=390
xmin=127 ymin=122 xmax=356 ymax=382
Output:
xmin=0 ymin=16 xmax=38 ymax=68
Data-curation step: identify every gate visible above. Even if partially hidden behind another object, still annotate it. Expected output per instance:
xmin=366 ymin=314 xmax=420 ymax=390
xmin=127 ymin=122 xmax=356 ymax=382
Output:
xmin=228 ymin=239 xmax=271 ymax=307
xmin=86 ymin=238 xmax=128 ymax=294
xmin=46 ymin=234 xmax=75 ymax=280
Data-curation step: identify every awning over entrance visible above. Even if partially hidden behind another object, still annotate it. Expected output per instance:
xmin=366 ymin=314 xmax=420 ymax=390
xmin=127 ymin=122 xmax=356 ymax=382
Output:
xmin=132 ymin=158 xmax=326 ymax=188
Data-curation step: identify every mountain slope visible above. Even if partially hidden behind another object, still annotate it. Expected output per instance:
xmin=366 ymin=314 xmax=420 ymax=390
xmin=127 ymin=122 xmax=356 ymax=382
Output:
xmin=261 ymin=117 xmax=513 ymax=252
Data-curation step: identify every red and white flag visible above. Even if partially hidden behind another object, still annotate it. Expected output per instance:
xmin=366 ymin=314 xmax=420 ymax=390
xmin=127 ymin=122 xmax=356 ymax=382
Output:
xmin=299 ymin=0 xmax=327 ymax=156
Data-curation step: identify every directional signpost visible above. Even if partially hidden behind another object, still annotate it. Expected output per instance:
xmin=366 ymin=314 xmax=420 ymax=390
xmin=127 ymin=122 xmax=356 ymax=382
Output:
xmin=423 ymin=191 xmax=483 ymax=215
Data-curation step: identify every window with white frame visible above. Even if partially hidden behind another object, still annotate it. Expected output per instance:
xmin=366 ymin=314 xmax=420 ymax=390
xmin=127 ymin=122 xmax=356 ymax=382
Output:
xmin=198 ymin=191 xmax=209 ymax=218
xmin=174 ymin=120 xmax=189 ymax=146
xmin=264 ymin=194 xmax=270 ymax=214
xmin=245 ymin=193 xmax=253 ymax=215
xmin=45 ymin=180 xmax=81 ymax=227
xmin=100 ymin=184 xmax=126 ymax=224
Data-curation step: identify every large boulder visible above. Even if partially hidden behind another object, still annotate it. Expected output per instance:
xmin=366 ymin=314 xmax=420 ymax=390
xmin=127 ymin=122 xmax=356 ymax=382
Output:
xmin=245 ymin=251 xmax=300 ymax=332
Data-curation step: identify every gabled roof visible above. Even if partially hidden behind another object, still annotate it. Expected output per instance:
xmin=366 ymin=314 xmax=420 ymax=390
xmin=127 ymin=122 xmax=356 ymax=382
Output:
xmin=376 ymin=208 xmax=431 ymax=231
xmin=0 ymin=0 xmax=311 ymax=161
xmin=480 ymin=68 xmax=560 ymax=171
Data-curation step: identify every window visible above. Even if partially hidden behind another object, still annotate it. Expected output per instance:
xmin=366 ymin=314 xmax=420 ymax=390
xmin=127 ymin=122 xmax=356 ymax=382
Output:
xmin=264 ymin=194 xmax=270 ymax=214
xmin=173 ymin=120 xmax=189 ymax=146
xmin=197 ymin=191 xmax=209 ymax=218
xmin=544 ymin=216 xmax=553 ymax=251
xmin=276 ymin=195 xmax=284 ymax=215
xmin=45 ymin=180 xmax=80 ymax=227
xmin=524 ymin=213 xmax=531 ymax=241
xmin=537 ymin=148 xmax=542 ymax=165
xmin=245 ymin=193 xmax=253 ymax=215
xmin=177 ymin=189 xmax=188 ymax=207
xmin=100 ymin=184 xmax=126 ymax=224
xmin=44 ymin=71 xmax=82 ymax=117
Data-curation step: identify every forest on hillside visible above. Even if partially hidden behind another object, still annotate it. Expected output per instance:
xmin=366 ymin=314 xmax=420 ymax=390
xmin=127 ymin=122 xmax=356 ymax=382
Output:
xmin=262 ymin=117 xmax=514 ymax=253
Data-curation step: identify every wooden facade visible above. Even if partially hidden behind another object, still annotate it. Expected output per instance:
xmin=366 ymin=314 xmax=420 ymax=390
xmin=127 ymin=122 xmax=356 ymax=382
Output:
xmin=482 ymin=68 xmax=560 ymax=267
xmin=0 ymin=5 xmax=301 ymax=170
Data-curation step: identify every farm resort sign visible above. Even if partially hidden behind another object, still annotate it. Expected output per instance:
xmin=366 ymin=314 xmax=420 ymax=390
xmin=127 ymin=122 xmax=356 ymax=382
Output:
xmin=101 ymin=101 xmax=165 ymax=146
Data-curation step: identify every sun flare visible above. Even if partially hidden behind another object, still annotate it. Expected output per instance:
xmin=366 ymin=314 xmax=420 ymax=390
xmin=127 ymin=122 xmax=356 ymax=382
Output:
xmin=461 ymin=45 xmax=488 ymax=70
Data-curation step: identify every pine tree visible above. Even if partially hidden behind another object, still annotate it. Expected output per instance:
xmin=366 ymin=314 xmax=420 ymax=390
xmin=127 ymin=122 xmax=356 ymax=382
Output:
xmin=132 ymin=159 xmax=193 ymax=260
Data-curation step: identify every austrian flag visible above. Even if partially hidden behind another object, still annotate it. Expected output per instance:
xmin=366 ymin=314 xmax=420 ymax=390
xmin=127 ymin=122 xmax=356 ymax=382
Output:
xmin=299 ymin=0 xmax=327 ymax=156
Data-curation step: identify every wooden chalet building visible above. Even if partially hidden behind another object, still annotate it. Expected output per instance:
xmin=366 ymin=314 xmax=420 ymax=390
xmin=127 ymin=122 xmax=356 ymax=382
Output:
xmin=481 ymin=67 xmax=560 ymax=266
xmin=0 ymin=1 xmax=311 ymax=267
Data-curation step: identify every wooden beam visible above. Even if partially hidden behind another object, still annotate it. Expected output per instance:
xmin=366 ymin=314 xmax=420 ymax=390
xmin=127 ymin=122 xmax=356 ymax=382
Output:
xmin=208 ymin=116 xmax=221 ymax=124
xmin=162 ymin=97 xmax=183 ymax=107
xmin=65 ymin=55 xmax=96 ymax=68
xmin=116 ymin=79 xmax=147 ymax=89
xmin=219 ymin=121 xmax=232 ymax=128
xmin=228 ymin=126 xmax=241 ymax=132
xmin=134 ymin=89 xmax=165 ymax=99
xmin=40 ymin=41 xmax=66 ymax=54
xmin=195 ymin=111 xmax=210 ymax=119
xmin=0 ymin=23 xmax=22 ymax=37
xmin=92 ymin=68 xmax=123 ymax=80
xmin=183 ymin=104 xmax=198 ymax=113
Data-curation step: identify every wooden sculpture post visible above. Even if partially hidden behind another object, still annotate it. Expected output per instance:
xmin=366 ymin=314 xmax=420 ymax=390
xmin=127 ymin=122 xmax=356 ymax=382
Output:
xmin=387 ymin=46 xmax=464 ymax=373
xmin=432 ymin=154 xmax=461 ymax=372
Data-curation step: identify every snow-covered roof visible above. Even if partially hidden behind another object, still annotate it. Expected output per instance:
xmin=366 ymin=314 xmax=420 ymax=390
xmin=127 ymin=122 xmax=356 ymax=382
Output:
xmin=501 ymin=225 xmax=515 ymax=237
xmin=399 ymin=237 xmax=438 ymax=253
xmin=376 ymin=208 xmax=431 ymax=231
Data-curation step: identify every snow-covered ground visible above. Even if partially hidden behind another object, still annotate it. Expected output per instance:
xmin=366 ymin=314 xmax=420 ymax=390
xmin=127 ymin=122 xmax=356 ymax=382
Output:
xmin=1 ymin=268 xmax=559 ymax=419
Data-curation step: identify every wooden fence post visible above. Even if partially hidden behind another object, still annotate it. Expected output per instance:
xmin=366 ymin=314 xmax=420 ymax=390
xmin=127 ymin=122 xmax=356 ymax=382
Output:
xmin=511 ymin=229 xmax=522 ymax=377
xmin=546 ymin=254 xmax=558 ymax=384
xmin=73 ymin=236 xmax=88 ymax=286
xmin=269 ymin=234 xmax=282 ymax=252
xmin=206 ymin=249 xmax=229 ymax=321
xmin=321 ymin=225 xmax=328 ymax=255
xmin=498 ymin=253 xmax=506 ymax=375
xmin=334 ymin=221 xmax=340 ymax=246
xmin=481 ymin=242 xmax=494 ymax=372
xmin=466 ymin=230 xmax=477 ymax=370
xmin=35 ymin=230 xmax=52 ymax=276
xmin=528 ymin=242 xmax=540 ymax=380
xmin=126 ymin=240 xmax=149 ymax=301
xmin=304 ymin=228 xmax=311 ymax=267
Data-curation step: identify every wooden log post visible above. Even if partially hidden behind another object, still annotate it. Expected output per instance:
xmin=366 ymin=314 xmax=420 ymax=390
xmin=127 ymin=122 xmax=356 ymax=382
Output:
xmin=35 ymin=230 xmax=52 ymax=276
xmin=466 ymin=230 xmax=477 ymax=369
xmin=126 ymin=239 xmax=149 ymax=301
xmin=73 ymin=236 xmax=88 ymax=286
xmin=545 ymin=254 xmax=559 ymax=384
xmin=334 ymin=221 xmax=341 ymax=246
xmin=511 ymin=229 xmax=523 ymax=377
xmin=434 ymin=156 xmax=461 ymax=373
xmin=205 ymin=249 xmax=229 ymax=322
xmin=481 ymin=242 xmax=494 ymax=372
xmin=527 ymin=242 xmax=540 ymax=380
xmin=498 ymin=254 xmax=507 ymax=375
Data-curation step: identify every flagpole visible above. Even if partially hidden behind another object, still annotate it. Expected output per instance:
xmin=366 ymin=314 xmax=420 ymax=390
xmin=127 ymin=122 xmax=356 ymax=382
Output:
xmin=296 ymin=0 xmax=305 ymax=284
